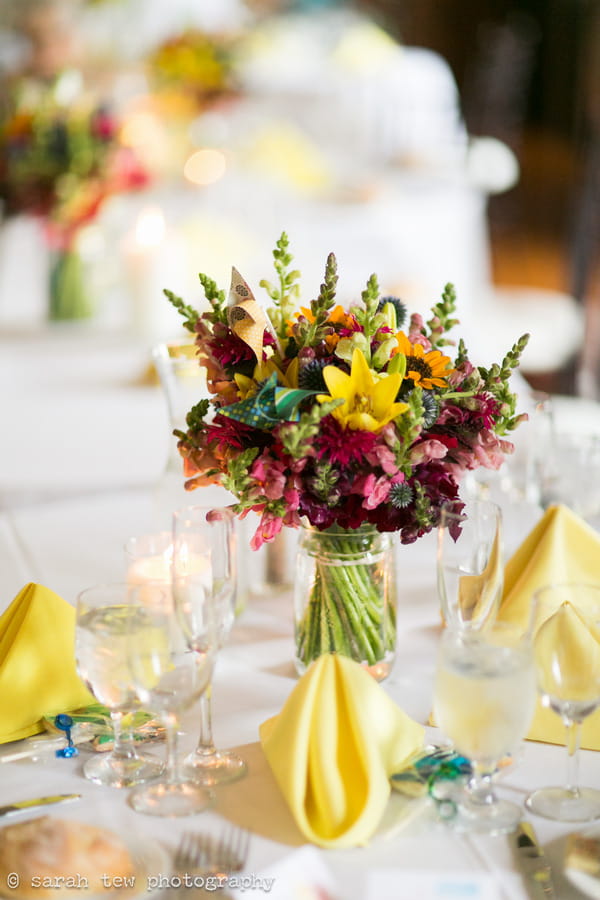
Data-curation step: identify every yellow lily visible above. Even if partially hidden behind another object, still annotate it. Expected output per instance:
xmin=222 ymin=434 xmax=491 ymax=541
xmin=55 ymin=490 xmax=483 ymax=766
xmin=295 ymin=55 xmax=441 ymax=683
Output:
xmin=318 ymin=348 xmax=408 ymax=432
xmin=234 ymin=357 xmax=299 ymax=399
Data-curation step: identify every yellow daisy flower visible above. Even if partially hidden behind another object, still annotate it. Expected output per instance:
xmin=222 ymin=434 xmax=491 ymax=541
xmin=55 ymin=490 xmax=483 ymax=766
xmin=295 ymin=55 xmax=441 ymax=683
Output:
xmin=394 ymin=332 xmax=453 ymax=389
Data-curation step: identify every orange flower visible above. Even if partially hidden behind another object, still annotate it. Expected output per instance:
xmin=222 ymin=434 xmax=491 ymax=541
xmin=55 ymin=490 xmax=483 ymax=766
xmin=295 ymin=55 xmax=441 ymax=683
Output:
xmin=394 ymin=332 xmax=453 ymax=389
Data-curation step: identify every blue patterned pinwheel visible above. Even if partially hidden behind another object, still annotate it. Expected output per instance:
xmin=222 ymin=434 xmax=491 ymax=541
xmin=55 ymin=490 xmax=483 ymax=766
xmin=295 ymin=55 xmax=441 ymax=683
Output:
xmin=218 ymin=373 xmax=316 ymax=429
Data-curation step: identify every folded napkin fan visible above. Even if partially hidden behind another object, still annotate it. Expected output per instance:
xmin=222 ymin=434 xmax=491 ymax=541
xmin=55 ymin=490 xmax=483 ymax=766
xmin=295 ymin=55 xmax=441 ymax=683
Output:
xmin=0 ymin=583 xmax=93 ymax=743
xmin=259 ymin=653 xmax=424 ymax=849
xmin=498 ymin=504 xmax=600 ymax=749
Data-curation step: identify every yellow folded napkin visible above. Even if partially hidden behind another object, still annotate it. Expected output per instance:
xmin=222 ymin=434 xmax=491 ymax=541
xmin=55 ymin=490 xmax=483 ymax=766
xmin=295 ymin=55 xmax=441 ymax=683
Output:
xmin=0 ymin=583 xmax=93 ymax=743
xmin=499 ymin=504 xmax=600 ymax=626
xmin=498 ymin=505 xmax=600 ymax=748
xmin=535 ymin=601 xmax=600 ymax=701
xmin=259 ymin=653 xmax=424 ymax=849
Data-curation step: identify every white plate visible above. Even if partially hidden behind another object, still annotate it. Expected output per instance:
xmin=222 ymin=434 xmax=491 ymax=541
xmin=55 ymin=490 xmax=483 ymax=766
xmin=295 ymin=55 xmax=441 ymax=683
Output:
xmin=564 ymin=830 xmax=600 ymax=899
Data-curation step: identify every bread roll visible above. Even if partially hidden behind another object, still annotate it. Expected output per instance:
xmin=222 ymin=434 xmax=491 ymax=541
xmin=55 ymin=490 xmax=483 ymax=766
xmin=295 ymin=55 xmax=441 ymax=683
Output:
xmin=0 ymin=816 xmax=136 ymax=899
xmin=565 ymin=832 xmax=600 ymax=878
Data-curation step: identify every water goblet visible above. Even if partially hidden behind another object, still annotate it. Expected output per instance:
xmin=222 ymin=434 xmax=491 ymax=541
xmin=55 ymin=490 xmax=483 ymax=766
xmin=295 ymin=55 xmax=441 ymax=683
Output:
xmin=525 ymin=582 xmax=600 ymax=822
xmin=127 ymin=581 xmax=218 ymax=816
xmin=433 ymin=616 xmax=537 ymax=834
xmin=74 ymin=583 xmax=165 ymax=788
xmin=172 ymin=504 xmax=247 ymax=786
xmin=536 ymin=433 xmax=600 ymax=529
xmin=437 ymin=497 xmax=503 ymax=634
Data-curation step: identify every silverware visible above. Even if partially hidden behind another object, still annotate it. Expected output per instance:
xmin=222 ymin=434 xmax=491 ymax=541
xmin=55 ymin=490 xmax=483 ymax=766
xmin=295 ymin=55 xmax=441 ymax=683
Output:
xmin=513 ymin=821 xmax=556 ymax=899
xmin=174 ymin=825 xmax=250 ymax=876
xmin=0 ymin=793 xmax=81 ymax=819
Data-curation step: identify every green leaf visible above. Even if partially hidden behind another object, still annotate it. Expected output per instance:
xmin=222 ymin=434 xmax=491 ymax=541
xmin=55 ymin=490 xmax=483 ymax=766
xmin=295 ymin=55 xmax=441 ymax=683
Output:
xmin=426 ymin=283 xmax=459 ymax=348
xmin=278 ymin=398 xmax=342 ymax=459
xmin=292 ymin=252 xmax=339 ymax=352
xmin=199 ymin=273 xmax=227 ymax=324
xmin=163 ymin=289 xmax=200 ymax=332
xmin=186 ymin=399 xmax=210 ymax=431
xmin=261 ymin=232 xmax=302 ymax=339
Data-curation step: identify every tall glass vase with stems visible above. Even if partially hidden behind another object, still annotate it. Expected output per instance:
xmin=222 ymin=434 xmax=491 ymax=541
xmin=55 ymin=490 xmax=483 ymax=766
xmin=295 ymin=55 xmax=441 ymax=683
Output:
xmin=526 ymin=583 xmax=600 ymax=822
xmin=127 ymin=581 xmax=218 ymax=817
xmin=437 ymin=497 xmax=503 ymax=635
xmin=172 ymin=504 xmax=246 ymax=785
xmin=74 ymin=583 xmax=165 ymax=788
xmin=294 ymin=523 xmax=397 ymax=682
xmin=433 ymin=614 xmax=537 ymax=834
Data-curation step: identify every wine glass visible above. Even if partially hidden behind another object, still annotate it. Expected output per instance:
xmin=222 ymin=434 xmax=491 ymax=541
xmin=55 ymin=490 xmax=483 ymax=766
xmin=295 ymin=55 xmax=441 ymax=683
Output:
xmin=172 ymin=504 xmax=247 ymax=786
xmin=433 ymin=615 xmax=537 ymax=834
xmin=74 ymin=583 xmax=165 ymax=788
xmin=437 ymin=498 xmax=503 ymax=634
xmin=126 ymin=581 xmax=218 ymax=816
xmin=535 ymin=433 xmax=600 ymax=528
xmin=526 ymin=582 xmax=600 ymax=822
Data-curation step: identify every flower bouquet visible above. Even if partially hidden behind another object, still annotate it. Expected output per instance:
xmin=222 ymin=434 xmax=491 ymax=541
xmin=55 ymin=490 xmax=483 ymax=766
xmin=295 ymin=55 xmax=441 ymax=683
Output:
xmin=165 ymin=233 xmax=528 ymax=675
xmin=145 ymin=29 xmax=239 ymax=117
xmin=0 ymin=88 xmax=149 ymax=318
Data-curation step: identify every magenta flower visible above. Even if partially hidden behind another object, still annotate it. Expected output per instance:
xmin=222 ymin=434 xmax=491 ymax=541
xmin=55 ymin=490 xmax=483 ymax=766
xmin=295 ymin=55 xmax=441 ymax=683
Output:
xmin=315 ymin=416 xmax=378 ymax=466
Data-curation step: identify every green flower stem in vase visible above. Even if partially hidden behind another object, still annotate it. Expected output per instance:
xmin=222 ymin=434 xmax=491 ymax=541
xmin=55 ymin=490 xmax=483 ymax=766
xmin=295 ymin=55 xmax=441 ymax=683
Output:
xmin=49 ymin=247 xmax=93 ymax=321
xmin=294 ymin=524 xmax=397 ymax=682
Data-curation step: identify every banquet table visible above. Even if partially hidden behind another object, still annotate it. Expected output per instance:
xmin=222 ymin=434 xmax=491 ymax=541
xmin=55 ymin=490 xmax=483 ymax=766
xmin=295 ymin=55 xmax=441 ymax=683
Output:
xmin=1 ymin=326 xmax=600 ymax=899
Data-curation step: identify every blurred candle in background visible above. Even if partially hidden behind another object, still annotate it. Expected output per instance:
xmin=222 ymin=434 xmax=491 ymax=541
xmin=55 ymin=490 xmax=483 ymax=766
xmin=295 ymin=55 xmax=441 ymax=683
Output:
xmin=125 ymin=532 xmax=211 ymax=587
xmin=123 ymin=205 xmax=189 ymax=344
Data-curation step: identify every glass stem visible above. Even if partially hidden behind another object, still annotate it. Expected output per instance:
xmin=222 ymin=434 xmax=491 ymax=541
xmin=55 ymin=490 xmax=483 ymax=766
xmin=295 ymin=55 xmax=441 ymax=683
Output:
xmin=467 ymin=762 xmax=497 ymax=807
xmin=564 ymin=717 xmax=582 ymax=797
xmin=110 ymin=711 xmax=136 ymax=760
xmin=194 ymin=683 xmax=216 ymax=758
xmin=164 ymin=713 xmax=182 ymax=785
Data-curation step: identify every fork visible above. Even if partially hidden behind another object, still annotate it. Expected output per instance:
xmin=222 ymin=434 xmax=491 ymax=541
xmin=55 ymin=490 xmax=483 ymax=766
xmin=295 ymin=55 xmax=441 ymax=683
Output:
xmin=174 ymin=825 xmax=250 ymax=876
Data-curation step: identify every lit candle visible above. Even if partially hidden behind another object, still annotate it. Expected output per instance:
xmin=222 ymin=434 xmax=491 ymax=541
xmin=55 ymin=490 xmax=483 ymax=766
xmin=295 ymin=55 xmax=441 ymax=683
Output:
xmin=123 ymin=206 xmax=190 ymax=343
xmin=127 ymin=552 xmax=172 ymax=586
xmin=127 ymin=543 xmax=211 ymax=587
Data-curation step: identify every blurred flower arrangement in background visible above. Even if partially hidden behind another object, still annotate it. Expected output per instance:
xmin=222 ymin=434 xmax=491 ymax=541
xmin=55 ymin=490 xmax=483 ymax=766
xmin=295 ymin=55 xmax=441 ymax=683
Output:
xmin=145 ymin=28 xmax=240 ymax=118
xmin=0 ymin=87 xmax=150 ymax=318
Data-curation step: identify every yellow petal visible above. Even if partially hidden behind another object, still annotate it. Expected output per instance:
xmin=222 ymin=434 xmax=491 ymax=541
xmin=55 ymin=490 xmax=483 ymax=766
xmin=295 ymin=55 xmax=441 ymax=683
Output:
xmin=323 ymin=363 xmax=352 ymax=398
xmin=285 ymin=357 xmax=300 ymax=389
xmin=347 ymin=348 xmax=376 ymax=395
xmin=345 ymin=411 xmax=382 ymax=431
xmin=371 ymin=372 xmax=402 ymax=419
xmin=234 ymin=373 xmax=256 ymax=399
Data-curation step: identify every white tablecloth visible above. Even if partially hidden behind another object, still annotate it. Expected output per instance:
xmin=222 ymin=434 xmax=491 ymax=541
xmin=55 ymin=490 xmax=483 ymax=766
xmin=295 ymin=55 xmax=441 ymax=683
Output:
xmin=1 ymin=329 xmax=600 ymax=899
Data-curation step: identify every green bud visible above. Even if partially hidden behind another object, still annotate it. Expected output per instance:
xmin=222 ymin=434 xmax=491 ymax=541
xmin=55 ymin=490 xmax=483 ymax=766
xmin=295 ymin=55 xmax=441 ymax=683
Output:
xmin=372 ymin=338 xmax=398 ymax=370
xmin=380 ymin=302 xmax=397 ymax=331
xmin=335 ymin=333 xmax=370 ymax=363
xmin=387 ymin=352 xmax=407 ymax=380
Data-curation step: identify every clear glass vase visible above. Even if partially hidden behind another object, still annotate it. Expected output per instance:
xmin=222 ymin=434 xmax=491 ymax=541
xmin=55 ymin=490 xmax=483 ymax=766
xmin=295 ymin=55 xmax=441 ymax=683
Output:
xmin=294 ymin=524 xmax=397 ymax=682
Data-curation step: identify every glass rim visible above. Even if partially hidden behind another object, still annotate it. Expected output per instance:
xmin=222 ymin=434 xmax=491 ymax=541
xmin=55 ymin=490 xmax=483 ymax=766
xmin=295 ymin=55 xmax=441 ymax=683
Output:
xmin=172 ymin=504 xmax=235 ymax=524
xmin=439 ymin=497 xmax=502 ymax=522
xmin=76 ymin=581 xmax=169 ymax=603
xmin=534 ymin=581 xmax=600 ymax=598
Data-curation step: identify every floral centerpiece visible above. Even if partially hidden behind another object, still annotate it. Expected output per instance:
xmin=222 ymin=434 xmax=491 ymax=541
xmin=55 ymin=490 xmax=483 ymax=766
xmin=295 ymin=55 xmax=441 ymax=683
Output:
xmin=166 ymin=233 xmax=528 ymax=675
xmin=0 ymin=89 xmax=149 ymax=318
xmin=145 ymin=29 xmax=239 ymax=117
